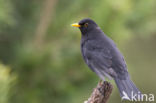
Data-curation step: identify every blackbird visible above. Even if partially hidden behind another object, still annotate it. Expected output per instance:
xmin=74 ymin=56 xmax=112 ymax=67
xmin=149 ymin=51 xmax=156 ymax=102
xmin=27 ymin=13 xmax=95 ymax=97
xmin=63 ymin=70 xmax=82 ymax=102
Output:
xmin=72 ymin=18 xmax=140 ymax=100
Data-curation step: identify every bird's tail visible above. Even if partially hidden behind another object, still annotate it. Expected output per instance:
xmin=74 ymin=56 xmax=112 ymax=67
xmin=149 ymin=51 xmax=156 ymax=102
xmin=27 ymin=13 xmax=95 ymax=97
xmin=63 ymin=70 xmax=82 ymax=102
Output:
xmin=114 ymin=77 xmax=141 ymax=101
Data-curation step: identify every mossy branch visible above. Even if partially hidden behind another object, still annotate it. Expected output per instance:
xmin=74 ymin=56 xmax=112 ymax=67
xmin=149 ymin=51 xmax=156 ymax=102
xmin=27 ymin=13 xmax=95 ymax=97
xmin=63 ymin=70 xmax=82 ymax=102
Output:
xmin=84 ymin=81 xmax=113 ymax=103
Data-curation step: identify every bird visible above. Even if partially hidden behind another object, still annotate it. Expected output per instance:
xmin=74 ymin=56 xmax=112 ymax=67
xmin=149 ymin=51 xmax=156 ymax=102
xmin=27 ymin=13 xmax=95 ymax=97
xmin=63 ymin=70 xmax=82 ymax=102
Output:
xmin=71 ymin=18 xmax=140 ymax=100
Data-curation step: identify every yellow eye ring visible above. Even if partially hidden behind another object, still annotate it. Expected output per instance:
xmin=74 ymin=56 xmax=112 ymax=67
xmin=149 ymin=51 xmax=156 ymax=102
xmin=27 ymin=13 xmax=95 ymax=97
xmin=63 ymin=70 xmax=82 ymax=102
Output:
xmin=84 ymin=23 xmax=88 ymax=27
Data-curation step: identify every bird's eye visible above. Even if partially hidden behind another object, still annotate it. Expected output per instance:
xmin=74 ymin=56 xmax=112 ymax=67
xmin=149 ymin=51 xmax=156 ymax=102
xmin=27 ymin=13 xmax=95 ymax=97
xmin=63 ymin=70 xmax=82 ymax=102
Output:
xmin=84 ymin=23 xmax=88 ymax=27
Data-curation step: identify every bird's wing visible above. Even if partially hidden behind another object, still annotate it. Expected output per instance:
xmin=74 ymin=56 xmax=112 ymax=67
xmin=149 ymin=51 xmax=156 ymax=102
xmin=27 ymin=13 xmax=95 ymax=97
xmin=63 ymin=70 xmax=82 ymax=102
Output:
xmin=82 ymin=40 xmax=128 ymax=79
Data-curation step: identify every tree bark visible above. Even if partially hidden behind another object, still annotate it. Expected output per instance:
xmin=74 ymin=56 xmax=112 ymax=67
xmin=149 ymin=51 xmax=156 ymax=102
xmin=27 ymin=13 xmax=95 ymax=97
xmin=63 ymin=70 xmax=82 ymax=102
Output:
xmin=84 ymin=81 xmax=113 ymax=103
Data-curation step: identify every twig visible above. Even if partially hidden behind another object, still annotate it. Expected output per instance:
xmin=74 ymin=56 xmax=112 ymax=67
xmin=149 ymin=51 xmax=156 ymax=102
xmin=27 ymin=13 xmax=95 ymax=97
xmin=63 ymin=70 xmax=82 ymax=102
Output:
xmin=34 ymin=0 xmax=57 ymax=49
xmin=84 ymin=81 xmax=113 ymax=103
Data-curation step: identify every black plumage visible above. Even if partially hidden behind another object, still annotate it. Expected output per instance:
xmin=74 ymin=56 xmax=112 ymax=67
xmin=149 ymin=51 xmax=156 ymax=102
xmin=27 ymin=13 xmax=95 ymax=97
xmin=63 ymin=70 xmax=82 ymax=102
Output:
xmin=72 ymin=18 xmax=140 ymax=100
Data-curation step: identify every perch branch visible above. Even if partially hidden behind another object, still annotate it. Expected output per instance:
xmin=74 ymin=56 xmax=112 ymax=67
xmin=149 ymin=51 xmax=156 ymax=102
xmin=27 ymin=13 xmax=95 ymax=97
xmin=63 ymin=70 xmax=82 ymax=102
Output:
xmin=84 ymin=81 xmax=113 ymax=103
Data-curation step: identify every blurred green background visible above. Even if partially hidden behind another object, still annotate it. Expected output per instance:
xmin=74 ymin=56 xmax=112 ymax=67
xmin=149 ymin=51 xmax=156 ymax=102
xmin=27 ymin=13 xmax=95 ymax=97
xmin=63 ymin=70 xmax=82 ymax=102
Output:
xmin=0 ymin=0 xmax=156 ymax=103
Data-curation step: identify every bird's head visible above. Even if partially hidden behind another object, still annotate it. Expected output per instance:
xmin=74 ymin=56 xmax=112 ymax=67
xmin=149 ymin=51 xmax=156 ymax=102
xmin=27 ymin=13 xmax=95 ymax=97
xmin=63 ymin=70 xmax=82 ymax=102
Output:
xmin=72 ymin=18 xmax=98 ymax=35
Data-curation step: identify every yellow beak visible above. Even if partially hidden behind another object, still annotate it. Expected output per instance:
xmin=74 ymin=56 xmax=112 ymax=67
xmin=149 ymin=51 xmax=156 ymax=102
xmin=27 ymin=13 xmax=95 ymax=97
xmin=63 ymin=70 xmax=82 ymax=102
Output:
xmin=71 ymin=23 xmax=81 ymax=27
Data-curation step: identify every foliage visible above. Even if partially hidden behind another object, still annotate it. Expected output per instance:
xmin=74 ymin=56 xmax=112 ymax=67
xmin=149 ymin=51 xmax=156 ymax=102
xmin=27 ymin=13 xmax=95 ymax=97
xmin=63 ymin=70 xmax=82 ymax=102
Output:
xmin=0 ymin=63 xmax=16 ymax=103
